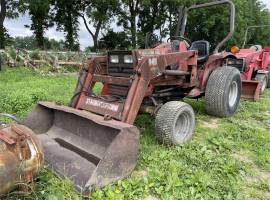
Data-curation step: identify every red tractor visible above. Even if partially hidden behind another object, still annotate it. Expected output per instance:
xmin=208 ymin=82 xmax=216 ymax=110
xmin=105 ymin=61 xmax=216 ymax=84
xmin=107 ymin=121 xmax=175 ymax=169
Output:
xmin=21 ymin=0 xmax=243 ymax=193
xmin=231 ymin=25 xmax=270 ymax=100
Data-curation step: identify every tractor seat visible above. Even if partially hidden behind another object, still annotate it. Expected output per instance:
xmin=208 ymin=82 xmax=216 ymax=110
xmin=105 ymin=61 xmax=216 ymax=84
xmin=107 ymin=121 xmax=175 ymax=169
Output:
xmin=190 ymin=40 xmax=210 ymax=63
xmin=250 ymin=45 xmax=262 ymax=51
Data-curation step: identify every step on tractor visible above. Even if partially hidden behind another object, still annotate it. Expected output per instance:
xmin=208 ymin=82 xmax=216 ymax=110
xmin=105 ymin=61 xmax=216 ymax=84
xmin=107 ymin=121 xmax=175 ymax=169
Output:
xmin=230 ymin=25 xmax=270 ymax=100
xmin=21 ymin=0 xmax=242 ymax=194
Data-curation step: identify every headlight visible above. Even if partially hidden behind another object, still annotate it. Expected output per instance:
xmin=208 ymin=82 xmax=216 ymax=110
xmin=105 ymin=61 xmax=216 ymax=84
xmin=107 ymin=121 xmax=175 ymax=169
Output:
xmin=110 ymin=55 xmax=119 ymax=63
xmin=227 ymin=60 xmax=235 ymax=65
xmin=236 ymin=60 xmax=243 ymax=65
xmin=124 ymin=55 xmax=133 ymax=63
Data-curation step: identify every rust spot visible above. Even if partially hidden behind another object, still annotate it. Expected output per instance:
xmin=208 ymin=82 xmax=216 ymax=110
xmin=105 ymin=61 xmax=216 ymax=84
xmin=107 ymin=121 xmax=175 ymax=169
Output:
xmin=0 ymin=124 xmax=44 ymax=195
xmin=0 ymin=130 xmax=16 ymax=145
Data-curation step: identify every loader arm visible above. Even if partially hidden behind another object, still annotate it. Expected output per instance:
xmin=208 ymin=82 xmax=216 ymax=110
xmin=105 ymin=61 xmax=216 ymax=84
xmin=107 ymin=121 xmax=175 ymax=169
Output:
xmin=71 ymin=50 xmax=197 ymax=124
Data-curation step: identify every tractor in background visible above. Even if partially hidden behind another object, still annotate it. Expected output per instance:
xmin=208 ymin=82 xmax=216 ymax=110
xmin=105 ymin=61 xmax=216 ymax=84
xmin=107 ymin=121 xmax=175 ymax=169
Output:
xmin=230 ymin=25 xmax=270 ymax=100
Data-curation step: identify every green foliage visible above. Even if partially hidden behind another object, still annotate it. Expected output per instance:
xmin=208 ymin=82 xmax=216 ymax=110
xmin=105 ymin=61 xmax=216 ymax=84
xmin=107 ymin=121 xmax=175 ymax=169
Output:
xmin=12 ymin=36 xmax=37 ymax=50
xmin=99 ymin=30 xmax=132 ymax=50
xmin=29 ymin=49 xmax=40 ymax=60
xmin=1 ymin=0 xmax=270 ymax=52
xmin=0 ymin=0 xmax=27 ymax=49
xmin=117 ymin=0 xmax=142 ymax=48
xmin=81 ymin=0 xmax=118 ymax=50
xmin=10 ymin=36 xmax=66 ymax=51
xmin=98 ymin=0 xmax=270 ymax=50
xmin=26 ymin=0 xmax=53 ymax=49
xmin=183 ymin=0 xmax=270 ymax=49
xmin=5 ymin=46 xmax=17 ymax=59
xmin=52 ymin=0 xmax=81 ymax=51
xmin=0 ymin=68 xmax=77 ymax=117
xmin=0 ymin=68 xmax=269 ymax=199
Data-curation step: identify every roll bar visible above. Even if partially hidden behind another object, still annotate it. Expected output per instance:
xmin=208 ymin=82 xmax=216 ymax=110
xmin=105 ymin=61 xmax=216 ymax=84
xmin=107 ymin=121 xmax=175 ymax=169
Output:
xmin=242 ymin=25 xmax=270 ymax=48
xmin=178 ymin=0 xmax=235 ymax=53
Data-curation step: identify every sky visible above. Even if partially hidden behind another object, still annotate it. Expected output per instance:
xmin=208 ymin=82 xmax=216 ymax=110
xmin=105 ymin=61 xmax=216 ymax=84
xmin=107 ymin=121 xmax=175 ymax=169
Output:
xmin=4 ymin=0 xmax=270 ymax=50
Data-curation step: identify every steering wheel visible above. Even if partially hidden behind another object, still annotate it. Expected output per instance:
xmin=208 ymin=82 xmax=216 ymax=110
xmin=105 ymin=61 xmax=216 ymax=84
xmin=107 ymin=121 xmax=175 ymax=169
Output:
xmin=145 ymin=33 xmax=160 ymax=49
xmin=167 ymin=36 xmax=191 ymax=46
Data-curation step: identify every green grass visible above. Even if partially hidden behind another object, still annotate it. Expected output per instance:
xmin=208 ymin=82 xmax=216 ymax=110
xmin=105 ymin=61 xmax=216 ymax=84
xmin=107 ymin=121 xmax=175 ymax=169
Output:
xmin=0 ymin=68 xmax=269 ymax=200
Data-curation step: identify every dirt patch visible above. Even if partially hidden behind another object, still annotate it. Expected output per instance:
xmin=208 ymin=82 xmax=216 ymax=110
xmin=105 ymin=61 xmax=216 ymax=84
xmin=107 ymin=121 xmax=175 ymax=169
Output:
xmin=233 ymin=150 xmax=270 ymax=182
xmin=143 ymin=195 xmax=159 ymax=200
xmin=241 ymin=186 xmax=270 ymax=200
xmin=232 ymin=150 xmax=253 ymax=164
xmin=200 ymin=118 xmax=220 ymax=129
xmin=234 ymin=150 xmax=270 ymax=199
xmin=133 ymin=170 xmax=148 ymax=178
xmin=257 ymin=170 xmax=270 ymax=180
xmin=265 ymin=111 xmax=270 ymax=117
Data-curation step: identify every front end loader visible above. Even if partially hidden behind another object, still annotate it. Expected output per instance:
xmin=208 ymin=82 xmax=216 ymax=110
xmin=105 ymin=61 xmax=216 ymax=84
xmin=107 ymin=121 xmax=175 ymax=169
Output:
xmin=22 ymin=0 xmax=242 ymax=194
xmin=229 ymin=25 xmax=270 ymax=100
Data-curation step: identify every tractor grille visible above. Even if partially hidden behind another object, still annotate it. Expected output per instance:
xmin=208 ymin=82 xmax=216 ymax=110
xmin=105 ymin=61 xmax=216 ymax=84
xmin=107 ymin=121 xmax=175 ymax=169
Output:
xmin=108 ymin=51 xmax=135 ymax=77
xmin=107 ymin=51 xmax=134 ymax=97
xmin=108 ymin=64 xmax=134 ymax=77
xmin=226 ymin=58 xmax=245 ymax=72
xmin=108 ymin=84 xmax=130 ymax=96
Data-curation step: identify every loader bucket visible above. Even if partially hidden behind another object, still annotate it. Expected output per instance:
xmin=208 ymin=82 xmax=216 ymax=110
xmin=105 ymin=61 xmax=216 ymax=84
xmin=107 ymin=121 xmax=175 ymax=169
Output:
xmin=21 ymin=102 xmax=139 ymax=194
xmin=241 ymin=80 xmax=260 ymax=101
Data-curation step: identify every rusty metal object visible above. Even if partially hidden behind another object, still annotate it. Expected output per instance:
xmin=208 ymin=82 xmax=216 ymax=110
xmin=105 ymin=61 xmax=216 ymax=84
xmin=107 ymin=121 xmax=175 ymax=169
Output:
xmin=22 ymin=102 xmax=139 ymax=194
xmin=241 ymin=80 xmax=261 ymax=101
xmin=0 ymin=123 xmax=44 ymax=195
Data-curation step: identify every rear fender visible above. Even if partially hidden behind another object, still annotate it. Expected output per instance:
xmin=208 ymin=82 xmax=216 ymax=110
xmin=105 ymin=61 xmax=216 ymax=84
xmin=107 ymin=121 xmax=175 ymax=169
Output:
xmin=199 ymin=53 xmax=236 ymax=90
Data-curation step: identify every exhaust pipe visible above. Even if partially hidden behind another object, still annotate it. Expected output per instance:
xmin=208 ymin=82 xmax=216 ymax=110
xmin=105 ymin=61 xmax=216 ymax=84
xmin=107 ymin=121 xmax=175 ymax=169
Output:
xmin=22 ymin=102 xmax=139 ymax=194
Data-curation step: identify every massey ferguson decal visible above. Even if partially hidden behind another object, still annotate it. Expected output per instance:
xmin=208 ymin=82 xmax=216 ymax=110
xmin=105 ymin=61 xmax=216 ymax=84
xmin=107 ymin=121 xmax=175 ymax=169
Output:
xmin=86 ymin=98 xmax=119 ymax=112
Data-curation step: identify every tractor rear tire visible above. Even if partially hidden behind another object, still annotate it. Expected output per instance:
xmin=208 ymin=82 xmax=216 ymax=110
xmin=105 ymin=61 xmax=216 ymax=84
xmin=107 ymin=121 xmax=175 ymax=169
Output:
xmin=255 ymin=74 xmax=268 ymax=94
xmin=205 ymin=66 xmax=241 ymax=117
xmin=155 ymin=101 xmax=195 ymax=145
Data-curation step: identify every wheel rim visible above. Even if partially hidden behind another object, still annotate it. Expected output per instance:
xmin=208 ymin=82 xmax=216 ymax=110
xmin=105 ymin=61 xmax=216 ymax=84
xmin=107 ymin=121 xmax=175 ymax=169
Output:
xmin=261 ymin=77 xmax=267 ymax=92
xmin=173 ymin=111 xmax=191 ymax=142
xmin=229 ymin=81 xmax=238 ymax=108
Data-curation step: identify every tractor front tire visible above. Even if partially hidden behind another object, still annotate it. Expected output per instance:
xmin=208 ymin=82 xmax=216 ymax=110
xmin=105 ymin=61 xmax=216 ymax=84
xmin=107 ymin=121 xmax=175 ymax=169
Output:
xmin=255 ymin=74 xmax=268 ymax=94
xmin=155 ymin=101 xmax=195 ymax=145
xmin=205 ymin=66 xmax=241 ymax=117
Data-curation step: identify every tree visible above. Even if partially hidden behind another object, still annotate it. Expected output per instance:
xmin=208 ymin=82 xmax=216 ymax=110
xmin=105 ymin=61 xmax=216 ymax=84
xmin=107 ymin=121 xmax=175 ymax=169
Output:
xmin=243 ymin=1 xmax=270 ymax=47
xmin=80 ymin=0 xmax=117 ymax=51
xmin=12 ymin=36 xmax=37 ymax=49
xmin=52 ymin=0 xmax=81 ymax=51
xmin=164 ymin=0 xmax=270 ymax=51
xmin=98 ymin=30 xmax=131 ymax=50
xmin=0 ymin=0 xmax=25 ymax=49
xmin=0 ymin=0 xmax=7 ymax=48
xmin=118 ymin=0 xmax=142 ymax=48
xmin=137 ymin=0 xmax=170 ymax=47
xmin=117 ymin=0 xmax=191 ymax=48
xmin=11 ymin=36 xmax=66 ymax=50
xmin=26 ymin=0 xmax=52 ymax=49
xmin=46 ymin=38 xmax=65 ymax=51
